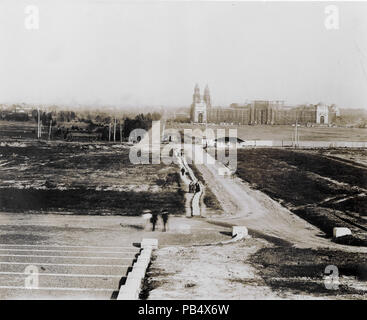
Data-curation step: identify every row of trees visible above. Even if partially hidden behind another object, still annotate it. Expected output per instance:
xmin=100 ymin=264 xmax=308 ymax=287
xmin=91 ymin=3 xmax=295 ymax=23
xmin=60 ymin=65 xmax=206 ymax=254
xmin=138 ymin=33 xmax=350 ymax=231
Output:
xmin=49 ymin=113 xmax=162 ymax=141
xmin=32 ymin=110 xmax=56 ymax=126
xmin=0 ymin=112 xmax=29 ymax=121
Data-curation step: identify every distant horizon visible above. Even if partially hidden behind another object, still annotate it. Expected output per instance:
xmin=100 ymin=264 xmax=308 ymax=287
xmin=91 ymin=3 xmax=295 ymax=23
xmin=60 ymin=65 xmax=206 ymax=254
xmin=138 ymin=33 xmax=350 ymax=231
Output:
xmin=1 ymin=1 xmax=367 ymax=109
xmin=2 ymin=100 xmax=367 ymax=114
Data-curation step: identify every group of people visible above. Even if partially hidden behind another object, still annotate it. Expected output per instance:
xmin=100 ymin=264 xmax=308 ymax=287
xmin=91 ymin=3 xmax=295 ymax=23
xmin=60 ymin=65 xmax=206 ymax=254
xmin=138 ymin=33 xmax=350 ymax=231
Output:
xmin=189 ymin=181 xmax=201 ymax=193
xmin=143 ymin=209 xmax=169 ymax=232
xmin=181 ymin=166 xmax=201 ymax=193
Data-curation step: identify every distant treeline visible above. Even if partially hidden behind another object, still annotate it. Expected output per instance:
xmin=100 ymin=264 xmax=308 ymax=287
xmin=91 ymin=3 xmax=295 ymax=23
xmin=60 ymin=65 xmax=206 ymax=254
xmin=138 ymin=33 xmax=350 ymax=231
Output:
xmin=50 ymin=112 xmax=162 ymax=141
xmin=1 ymin=107 xmax=162 ymax=141
xmin=0 ymin=113 xmax=29 ymax=121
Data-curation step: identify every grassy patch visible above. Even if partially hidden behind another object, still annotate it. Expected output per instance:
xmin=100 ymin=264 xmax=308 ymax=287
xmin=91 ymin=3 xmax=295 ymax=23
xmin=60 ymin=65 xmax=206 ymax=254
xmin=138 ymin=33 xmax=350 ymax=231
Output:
xmin=250 ymin=246 xmax=367 ymax=296
xmin=234 ymin=148 xmax=367 ymax=244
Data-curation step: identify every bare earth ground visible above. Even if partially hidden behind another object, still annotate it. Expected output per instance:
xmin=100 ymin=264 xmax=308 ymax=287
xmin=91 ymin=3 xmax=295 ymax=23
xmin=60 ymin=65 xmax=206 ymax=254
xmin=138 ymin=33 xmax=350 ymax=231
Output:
xmin=0 ymin=212 xmax=228 ymax=248
xmin=146 ymin=240 xmax=367 ymax=300
xmin=145 ymin=144 xmax=367 ymax=300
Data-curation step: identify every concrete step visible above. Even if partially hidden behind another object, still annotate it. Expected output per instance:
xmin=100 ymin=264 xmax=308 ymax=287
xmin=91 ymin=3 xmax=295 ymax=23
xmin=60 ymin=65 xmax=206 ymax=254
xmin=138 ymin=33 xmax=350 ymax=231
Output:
xmin=0 ymin=263 xmax=128 ymax=276
xmin=0 ymin=273 xmax=123 ymax=290
xmin=0 ymin=255 xmax=135 ymax=265
xmin=0 ymin=241 xmax=138 ymax=299
xmin=0 ymin=244 xmax=137 ymax=250
xmin=0 ymin=287 xmax=117 ymax=300
xmin=0 ymin=248 xmax=139 ymax=257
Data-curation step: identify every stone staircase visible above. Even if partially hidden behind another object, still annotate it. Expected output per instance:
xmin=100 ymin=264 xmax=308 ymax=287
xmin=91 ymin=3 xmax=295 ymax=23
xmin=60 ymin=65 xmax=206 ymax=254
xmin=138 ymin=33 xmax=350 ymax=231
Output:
xmin=0 ymin=243 xmax=140 ymax=299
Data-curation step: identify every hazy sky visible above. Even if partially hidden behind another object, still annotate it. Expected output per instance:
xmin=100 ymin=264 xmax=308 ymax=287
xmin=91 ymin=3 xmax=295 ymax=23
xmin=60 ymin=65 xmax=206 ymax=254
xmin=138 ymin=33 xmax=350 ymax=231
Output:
xmin=0 ymin=1 xmax=367 ymax=108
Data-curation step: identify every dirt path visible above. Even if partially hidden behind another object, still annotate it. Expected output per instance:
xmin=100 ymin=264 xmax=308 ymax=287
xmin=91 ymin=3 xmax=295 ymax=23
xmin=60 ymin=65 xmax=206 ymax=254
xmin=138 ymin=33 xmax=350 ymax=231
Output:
xmin=146 ymin=240 xmax=329 ymax=300
xmin=189 ymin=145 xmax=367 ymax=253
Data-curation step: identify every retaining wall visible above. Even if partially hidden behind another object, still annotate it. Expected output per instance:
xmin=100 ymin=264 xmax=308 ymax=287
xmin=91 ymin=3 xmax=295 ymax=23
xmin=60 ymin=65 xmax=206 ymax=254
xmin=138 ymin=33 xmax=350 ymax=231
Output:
xmin=117 ymin=239 xmax=157 ymax=300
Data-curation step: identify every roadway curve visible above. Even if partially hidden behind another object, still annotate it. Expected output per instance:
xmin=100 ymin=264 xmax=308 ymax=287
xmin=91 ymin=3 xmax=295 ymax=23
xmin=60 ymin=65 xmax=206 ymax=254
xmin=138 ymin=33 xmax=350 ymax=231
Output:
xmin=187 ymin=144 xmax=367 ymax=253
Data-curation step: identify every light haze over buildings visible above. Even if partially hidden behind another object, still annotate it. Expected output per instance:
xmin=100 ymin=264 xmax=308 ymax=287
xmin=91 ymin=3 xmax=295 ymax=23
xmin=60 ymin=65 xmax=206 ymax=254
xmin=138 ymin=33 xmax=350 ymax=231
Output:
xmin=0 ymin=1 xmax=366 ymax=109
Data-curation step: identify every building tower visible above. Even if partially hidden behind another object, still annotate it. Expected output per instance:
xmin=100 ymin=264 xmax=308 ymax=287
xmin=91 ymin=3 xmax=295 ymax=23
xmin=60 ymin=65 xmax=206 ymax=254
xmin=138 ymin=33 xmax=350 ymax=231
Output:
xmin=203 ymin=85 xmax=211 ymax=109
xmin=316 ymin=102 xmax=329 ymax=124
xmin=193 ymin=84 xmax=201 ymax=103
xmin=190 ymin=84 xmax=207 ymax=123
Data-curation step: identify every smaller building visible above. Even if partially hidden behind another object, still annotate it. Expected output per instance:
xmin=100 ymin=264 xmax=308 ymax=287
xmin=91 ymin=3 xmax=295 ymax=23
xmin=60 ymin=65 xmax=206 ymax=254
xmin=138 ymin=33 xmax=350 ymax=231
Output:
xmin=316 ymin=103 xmax=329 ymax=124
xmin=214 ymin=137 xmax=246 ymax=148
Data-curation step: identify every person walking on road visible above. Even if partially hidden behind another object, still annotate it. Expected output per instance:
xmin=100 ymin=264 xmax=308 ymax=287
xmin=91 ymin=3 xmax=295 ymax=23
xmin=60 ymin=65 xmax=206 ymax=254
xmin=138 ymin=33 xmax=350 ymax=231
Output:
xmin=140 ymin=209 xmax=152 ymax=230
xmin=189 ymin=181 xmax=194 ymax=193
xmin=161 ymin=210 xmax=169 ymax=232
xmin=150 ymin=212 xmax=158 ymax=231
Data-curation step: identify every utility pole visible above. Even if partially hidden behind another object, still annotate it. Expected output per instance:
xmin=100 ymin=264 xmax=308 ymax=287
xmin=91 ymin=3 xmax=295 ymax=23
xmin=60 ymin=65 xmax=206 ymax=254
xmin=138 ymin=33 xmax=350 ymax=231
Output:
xmin=37 ymin=108 xmax=39 ymax=139
xmin=48 ymin=119 xmax=52 ymax=140
xmin=113 ymin=117 xmax=116 ymax=142
xmin=294 ymin=112 xmax=299 ymax=148
xmin=37 ymin=108 xmax=41 ymax=139
xmin=295 ymin=118 xmax=298 ymax=148
xmin=120 ymin=122 xmax=123 ymax=143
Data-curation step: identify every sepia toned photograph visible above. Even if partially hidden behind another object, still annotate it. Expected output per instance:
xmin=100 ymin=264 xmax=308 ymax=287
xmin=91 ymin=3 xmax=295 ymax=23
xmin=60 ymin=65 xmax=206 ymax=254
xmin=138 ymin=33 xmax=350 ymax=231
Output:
xmin=0 ymin=0 xmax=366 ymax=302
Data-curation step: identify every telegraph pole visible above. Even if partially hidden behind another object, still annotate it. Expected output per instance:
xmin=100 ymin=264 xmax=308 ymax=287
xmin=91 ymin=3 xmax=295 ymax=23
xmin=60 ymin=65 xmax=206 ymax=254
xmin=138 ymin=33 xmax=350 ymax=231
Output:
xmin=48 ymin=119 xmax=52 ymax=140
xmin=113 ymin=117 xmax=116 ymax=142
xmin=294 ymin=111 xmax=300 ymax=148
xmin=295 ymin=118 xmax=298 ymax=148
xmin=37 ymin=108 xmax=41 ymax=139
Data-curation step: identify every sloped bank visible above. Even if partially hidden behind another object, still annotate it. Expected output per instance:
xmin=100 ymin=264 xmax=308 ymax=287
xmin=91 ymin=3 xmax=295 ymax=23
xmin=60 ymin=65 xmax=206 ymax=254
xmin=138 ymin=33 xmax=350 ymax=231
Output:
xmin=0 ymin=187 xmax=185 ymax=216
xmin=233 ymin=148 xmax=367 ymax=246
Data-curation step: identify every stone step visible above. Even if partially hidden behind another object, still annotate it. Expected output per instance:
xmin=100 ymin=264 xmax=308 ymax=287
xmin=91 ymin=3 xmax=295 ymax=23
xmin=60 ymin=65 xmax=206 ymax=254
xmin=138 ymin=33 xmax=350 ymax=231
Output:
xmin=0 ymin=255 xmax=135 ymax=265
xmin=0 ymin=287 xmax=116 ymax=300
xmin=0 ymin=273 xmax=124 ymax=290
xmin=0 ymin=247 xmax=139 ymax=257
xmin=0 ymin=262 xmax=128 ymax=276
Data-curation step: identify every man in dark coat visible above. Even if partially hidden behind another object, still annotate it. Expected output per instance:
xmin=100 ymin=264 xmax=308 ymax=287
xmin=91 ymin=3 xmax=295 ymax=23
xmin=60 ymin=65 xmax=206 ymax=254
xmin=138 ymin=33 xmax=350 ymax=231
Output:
xmin=150 ymin=213 xmax=158 ymax=231
xmin=161 ymin=210 xmax=169 ymax=232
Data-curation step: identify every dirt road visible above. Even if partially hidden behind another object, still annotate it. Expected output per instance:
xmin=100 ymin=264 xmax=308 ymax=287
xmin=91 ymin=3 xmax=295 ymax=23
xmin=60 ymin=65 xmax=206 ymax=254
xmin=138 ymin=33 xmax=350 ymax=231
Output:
xmin=188 ymin=145 xmax=367 ymax=253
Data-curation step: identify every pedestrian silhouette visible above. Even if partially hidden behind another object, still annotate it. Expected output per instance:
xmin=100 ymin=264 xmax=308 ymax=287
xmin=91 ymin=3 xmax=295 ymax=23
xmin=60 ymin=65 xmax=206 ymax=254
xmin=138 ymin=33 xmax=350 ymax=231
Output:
xmin=189 ymin=182 xmax=194 ymax=193
xmin=181 ymin=167 xmax=185 ymax=176
xmin=150 ymin=213 xmax=158 ymax=231
xmin=195 ymin=182 xmax=200 ymax=193
xmin=161 ymin=210 xmax=169 ymax=232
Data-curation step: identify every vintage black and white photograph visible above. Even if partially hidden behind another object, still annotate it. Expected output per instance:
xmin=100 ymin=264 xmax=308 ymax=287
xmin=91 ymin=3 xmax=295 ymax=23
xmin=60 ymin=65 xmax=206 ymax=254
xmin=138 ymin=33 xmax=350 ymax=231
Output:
xmin=0 ymin=0 xmax=366 ymax=301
